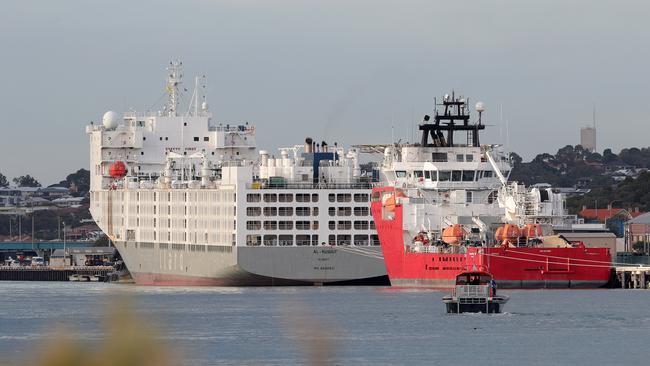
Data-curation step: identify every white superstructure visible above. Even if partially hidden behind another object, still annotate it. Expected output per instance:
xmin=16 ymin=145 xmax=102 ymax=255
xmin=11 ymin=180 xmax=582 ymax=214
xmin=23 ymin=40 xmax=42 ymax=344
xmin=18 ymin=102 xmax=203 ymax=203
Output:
xmin=375 ymin=93 xmax=572 ymax=246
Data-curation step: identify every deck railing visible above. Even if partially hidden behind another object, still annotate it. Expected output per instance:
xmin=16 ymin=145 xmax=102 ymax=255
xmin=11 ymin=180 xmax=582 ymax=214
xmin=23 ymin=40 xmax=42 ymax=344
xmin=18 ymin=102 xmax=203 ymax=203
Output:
xmin=454 ymin=285 xmax=490 ymax=298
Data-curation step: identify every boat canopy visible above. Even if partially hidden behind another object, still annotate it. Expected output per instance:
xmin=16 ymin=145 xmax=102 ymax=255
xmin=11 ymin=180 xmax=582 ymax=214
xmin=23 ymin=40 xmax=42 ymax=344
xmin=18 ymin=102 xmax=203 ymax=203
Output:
xmin=455 ymin=271 xmax=493 ymax=285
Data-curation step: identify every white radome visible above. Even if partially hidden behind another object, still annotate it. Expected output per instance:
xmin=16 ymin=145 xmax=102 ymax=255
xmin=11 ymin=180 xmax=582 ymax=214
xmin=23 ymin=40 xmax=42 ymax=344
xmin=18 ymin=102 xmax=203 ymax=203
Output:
xmin=475 ymin=102 xmax=485 ymax=113
xmin=102 ymin=111 xmax=120 ymax=130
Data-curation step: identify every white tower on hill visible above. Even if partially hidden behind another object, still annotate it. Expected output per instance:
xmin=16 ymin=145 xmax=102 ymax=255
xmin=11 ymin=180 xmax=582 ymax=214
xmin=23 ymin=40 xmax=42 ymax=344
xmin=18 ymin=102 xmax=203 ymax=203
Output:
xmin=580 ymin=108 xmax=597 ymax=152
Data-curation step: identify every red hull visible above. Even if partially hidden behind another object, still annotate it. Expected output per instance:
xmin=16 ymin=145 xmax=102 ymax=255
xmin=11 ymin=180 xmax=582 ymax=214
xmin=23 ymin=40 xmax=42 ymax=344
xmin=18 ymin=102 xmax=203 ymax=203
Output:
xmin=371 ymin=187 xmax=613 ymax=288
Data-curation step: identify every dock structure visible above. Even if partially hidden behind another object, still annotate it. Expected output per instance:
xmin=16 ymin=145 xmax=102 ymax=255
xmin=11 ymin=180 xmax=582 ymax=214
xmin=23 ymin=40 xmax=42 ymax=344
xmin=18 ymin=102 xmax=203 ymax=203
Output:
xmin=0 ymin=266 xmax=115 ymax=282
xmin=616 ymin=266 xmax=650 ymax=289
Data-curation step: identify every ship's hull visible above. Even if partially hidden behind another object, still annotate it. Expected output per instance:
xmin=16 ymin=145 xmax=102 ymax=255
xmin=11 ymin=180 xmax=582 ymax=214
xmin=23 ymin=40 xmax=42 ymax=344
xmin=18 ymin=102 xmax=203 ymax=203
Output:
xmin=116 ymin=240 xmax=388 ymax=286
xmin=371 ymin=187 xmax=613 ymax=289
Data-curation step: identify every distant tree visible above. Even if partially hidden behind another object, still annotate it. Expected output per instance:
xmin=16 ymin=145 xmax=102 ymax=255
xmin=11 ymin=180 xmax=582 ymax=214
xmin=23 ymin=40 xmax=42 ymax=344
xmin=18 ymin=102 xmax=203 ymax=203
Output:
xmin=0 ymin=172 xmax=8 ymax=187
xmin=586 ymin=152 xmax=602 ymax=163
xmin=602 ymin=148 xmax=618 ymax=164
xmin=59 ymin=169 xmax=90 ymax=194
xmin=509 ymin=152 xmax=523 ymax=167
xmin=13 ymin=175 xmax=41 ymax=187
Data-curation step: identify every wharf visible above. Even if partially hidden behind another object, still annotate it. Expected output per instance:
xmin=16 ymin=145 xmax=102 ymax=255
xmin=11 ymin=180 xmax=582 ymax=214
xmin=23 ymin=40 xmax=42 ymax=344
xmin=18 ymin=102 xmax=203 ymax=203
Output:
xmin=615 ymin=266 xmax=650 ymax=289
xmin=0 ymin=266 xmax=115 ymax=282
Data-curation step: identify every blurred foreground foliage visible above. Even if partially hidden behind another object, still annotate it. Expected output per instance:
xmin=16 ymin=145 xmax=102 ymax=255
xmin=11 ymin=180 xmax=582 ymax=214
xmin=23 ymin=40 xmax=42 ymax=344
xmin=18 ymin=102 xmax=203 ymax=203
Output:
xmin=6 ymin=298 xmax=174 ymax=366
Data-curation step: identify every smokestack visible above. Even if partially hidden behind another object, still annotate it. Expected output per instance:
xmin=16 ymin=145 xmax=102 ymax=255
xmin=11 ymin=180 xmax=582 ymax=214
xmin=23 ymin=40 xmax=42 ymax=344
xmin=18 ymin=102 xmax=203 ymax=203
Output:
xmin=322 ymin=141 xmax=328 ymax=152
xmin=305 ymin=137 xmax=313 ymax=153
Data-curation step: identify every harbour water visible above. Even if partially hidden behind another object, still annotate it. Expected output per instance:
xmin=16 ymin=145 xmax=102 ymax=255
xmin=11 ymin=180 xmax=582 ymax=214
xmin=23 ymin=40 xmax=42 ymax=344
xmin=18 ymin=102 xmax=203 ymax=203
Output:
xmin=1 ymin=282 xmax=649 ymax=365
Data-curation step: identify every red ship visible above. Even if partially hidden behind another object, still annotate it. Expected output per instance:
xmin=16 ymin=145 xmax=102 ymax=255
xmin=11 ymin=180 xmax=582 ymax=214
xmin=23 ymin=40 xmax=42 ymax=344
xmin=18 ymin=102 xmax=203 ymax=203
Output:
xmin=371 ymin=186 xmax=612 ymax=288
xmin=369 ymin=93 xmax=612 ymax=288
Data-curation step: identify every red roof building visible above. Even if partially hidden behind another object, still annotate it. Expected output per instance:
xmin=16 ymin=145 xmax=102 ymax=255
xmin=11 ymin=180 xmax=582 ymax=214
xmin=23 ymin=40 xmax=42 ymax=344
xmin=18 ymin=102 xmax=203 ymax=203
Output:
xmin=578 ymin=207 xmax=643 ymax=222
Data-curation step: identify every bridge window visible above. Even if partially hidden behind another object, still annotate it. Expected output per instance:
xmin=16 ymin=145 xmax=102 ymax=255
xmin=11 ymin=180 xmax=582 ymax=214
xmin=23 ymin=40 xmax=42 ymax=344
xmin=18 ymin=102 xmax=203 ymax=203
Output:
xmin=462 ymin=170 xmax=475 ymax=182
xmin=438 ymin=171 xmax=451 ymax=181
xmin=431 ymin=153 xmax=447 ymax=162
xmin=451 ymin=171 xmax=462 ymax=181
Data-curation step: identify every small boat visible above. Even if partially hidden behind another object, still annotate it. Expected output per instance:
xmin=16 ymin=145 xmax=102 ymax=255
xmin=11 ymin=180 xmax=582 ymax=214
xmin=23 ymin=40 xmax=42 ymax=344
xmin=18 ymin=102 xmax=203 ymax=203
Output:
xmin=68 ymin=274 xmax=80 ymax=282
xmin=443 ymin=271 xmax=509 ymax=313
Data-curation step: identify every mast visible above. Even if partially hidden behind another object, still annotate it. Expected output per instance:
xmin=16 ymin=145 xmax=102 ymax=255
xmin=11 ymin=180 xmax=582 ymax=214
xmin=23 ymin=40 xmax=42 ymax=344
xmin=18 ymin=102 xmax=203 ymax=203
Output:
xmin=166 ymin=60 xmax=183 ymax=116
xmin=419 ymin=93 xmax=485 ymax=148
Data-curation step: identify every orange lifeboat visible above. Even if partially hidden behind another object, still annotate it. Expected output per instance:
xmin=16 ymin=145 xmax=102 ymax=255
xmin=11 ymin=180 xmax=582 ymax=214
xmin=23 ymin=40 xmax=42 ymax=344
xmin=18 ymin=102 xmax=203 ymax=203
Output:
xmin=442 ymin=224 xmax=464 ymax=245
xmin=521 ymin=224 xmax=543 ymax=238
xmin=109 ymin=161 xmax=127 ymax=178
xmin=495 ymin=224 xmax=521 ymax=244
xmin=382 ymin=189 xmax=405 ymax=212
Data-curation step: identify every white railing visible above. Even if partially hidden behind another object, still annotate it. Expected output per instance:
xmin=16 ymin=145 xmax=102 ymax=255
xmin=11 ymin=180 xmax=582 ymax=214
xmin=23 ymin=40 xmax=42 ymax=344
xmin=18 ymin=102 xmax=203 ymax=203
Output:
xmin=454 ymin=285 xmax=490 ymax=298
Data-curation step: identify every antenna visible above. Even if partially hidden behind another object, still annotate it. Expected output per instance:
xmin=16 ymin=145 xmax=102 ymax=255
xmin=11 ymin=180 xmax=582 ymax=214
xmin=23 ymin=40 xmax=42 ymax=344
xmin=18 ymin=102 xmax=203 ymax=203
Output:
xmin=592 ymin=105 xmax=596 ymax=128
xmin=166 ymin=60 xmax=183 ymax=116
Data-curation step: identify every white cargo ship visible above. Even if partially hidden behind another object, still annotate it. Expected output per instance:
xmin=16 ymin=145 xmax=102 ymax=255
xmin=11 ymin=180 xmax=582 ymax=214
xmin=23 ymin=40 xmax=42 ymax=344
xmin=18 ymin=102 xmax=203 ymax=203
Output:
xmin=87 ymin=62 xmax=386 ymax=285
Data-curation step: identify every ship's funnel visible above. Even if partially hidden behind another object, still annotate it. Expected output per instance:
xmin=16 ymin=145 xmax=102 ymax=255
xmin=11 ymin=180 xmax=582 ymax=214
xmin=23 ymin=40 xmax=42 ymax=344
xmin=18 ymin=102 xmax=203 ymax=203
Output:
xmin=305 ymin=137 xmax=313 ymax=153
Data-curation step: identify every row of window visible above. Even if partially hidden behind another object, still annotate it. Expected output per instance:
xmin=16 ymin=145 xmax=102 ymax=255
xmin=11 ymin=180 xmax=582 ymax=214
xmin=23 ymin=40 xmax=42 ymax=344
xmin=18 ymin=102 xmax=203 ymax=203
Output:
xmin=247 ymin=193 xmax=318 ymax=203
xmin=328 ymin=193 xmax=369 ymax=203
xmin=153 ymin=242 xmax=232 ymax=253
xmin=245 ymin=207 xmax=320 ymax=216
xmin=245 ymin=193 xmax=370 ymax=203
xmin=328 ymin=207 xmax=369 ymax=216
xmin=431 ymin=153 xmax=474 ymax=162
xmin=245 ymin=206 xmax=369 ymax=217
xmin=328 ymin=221 xmax=375 ymax=230
xmin=245 ymin=220 xmax=376 ymax=231
xmin=245 ymin=234 xmax=380 ymax=246
xmin=246 ymin=234 xmax=318 ymax=246
xmin=395 ymin=170 xmax=505 ymax=182
xmin=246 ymin=221 xmax=318 ymax=230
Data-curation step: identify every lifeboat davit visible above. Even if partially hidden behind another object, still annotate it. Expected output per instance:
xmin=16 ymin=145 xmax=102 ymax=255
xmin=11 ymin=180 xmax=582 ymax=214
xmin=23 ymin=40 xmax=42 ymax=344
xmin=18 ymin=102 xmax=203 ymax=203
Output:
xmin=495 ymin=224 xmax=521 ymax=244
xmin=109 ymin=161 xmax=128 ymax=178
xmin=442 ymin=224 xmax=464 ymax=245
xmin=521 ymin=224 xmax=543 ymax=238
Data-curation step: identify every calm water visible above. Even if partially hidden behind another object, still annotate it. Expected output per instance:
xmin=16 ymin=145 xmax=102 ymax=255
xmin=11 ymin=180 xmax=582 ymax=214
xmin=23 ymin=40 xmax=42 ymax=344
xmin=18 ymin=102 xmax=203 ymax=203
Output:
xmin=1 ymin=282 xmax=649 ymax=365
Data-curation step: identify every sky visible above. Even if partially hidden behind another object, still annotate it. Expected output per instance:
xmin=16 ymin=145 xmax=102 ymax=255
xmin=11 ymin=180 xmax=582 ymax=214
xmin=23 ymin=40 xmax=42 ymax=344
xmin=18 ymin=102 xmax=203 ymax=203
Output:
xmin=1 ymin=0 xmax=649 ymax=186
